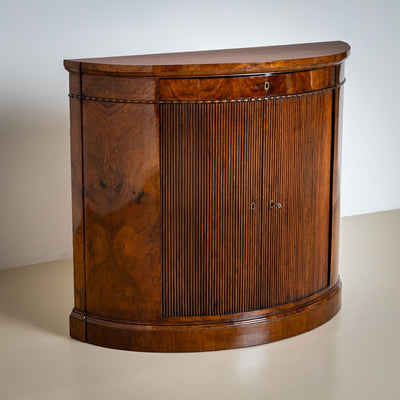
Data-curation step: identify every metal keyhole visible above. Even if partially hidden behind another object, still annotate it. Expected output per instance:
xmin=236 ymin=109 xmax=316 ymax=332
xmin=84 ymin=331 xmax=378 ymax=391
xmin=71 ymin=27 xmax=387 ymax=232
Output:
xmin=250 ymin=201 xmax=256 ymax=211
xmin=269 ymin=200 xmax=282 ymax=209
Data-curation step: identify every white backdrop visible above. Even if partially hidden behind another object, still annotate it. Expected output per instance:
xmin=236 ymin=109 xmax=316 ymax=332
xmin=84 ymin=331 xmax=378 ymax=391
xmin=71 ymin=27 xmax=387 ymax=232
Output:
xmin=1 ymin=0 xmax=399 ymax=269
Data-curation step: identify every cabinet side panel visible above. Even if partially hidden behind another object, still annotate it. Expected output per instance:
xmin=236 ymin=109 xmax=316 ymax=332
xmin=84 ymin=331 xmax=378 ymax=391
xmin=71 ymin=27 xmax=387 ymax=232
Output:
xmin=161 ymin=102 xmax=263 ymax=317
xmin=83 ymin=101 xmax=161 ymax=322
xmin=330 ymin=84 xmax=343 ymax=286
xmin=263 ymin=92 xmax=333 ymax=306
xmin=69 ymin=72 xmax=86 ymax=312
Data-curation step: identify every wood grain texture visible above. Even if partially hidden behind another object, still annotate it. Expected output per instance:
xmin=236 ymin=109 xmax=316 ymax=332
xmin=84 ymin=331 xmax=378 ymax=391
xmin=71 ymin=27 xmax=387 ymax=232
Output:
xmin=72 ymin=279 xmax=341 ymax=352
xmin=262 ymin=92 xmax=333 ymax=306
xmin=330 ymin=64 xmax=344 ymax=287
xmin=160 ymin=67 xmax=335 ymax=101
xmin=82 ymin=75 xmax=158 ymax=100
xmin=161 ymin=91 xmax=332 ymax=318
xmin=82 ymin=101 xmax=161 ymax=323
xmin=64 ymin=41 xmax=350 ymax=77
xmin=161 ymin=101 xmax=263 ymax=317
xmin=70 ymin=308 xmax=86 ymax=342
xmin=69 ymin=72 xmax=86 ymax=313
xmin=65 ymin=42 xmax=349 ymax=352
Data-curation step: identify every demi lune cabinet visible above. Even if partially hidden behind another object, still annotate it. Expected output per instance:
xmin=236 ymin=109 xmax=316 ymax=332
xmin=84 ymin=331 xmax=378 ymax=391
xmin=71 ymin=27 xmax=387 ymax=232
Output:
xmin=65 ymin=41 xmax=350 ymax=352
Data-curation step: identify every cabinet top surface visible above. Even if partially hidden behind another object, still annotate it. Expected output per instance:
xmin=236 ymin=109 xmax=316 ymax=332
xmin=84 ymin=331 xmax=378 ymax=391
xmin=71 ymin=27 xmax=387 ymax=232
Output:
xmin=64 ymin=41 xmax=350 ymax=77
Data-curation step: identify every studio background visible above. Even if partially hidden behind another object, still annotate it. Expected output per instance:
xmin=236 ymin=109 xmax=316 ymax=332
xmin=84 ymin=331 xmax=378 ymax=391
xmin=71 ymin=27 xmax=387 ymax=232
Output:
xmin=1 ymin=0 xmax=399 ymax=269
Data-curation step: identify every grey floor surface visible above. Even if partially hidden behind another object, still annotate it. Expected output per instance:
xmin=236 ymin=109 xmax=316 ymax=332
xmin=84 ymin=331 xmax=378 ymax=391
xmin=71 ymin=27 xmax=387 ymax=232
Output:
xmin=0 ymin=210 xmax=399 ymax=399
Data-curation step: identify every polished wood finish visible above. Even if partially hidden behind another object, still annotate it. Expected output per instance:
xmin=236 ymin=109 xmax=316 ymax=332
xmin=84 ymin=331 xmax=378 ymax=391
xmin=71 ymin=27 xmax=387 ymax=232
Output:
xmin=329 ymin=65 xmax=344 ymax=287
xmin=161 ymin=92 xmax=332 ymax=318
xmin=159 ymin=67 xmax=335 ymax=100
xmin=84 ymin=280 xmax=341 ymax=352
xmin=65 ymin=41 xmax=349 ymax=352
xmin=161 ymin=101 xmax=263 ymax=317
xmin=69 ymin=72 xmax=85 ymax=313
xmin=64 ymin=41 xmax=350 ymax=77
xmin=261 ymin=91 xmax=333 ymax=305
xmin=82 ymin=101 xmax=161 ymax=322
xmin=69 ymin=308 xmax=86 ymax=342
xmin=82 ymin=75 xmax=158 ymax=100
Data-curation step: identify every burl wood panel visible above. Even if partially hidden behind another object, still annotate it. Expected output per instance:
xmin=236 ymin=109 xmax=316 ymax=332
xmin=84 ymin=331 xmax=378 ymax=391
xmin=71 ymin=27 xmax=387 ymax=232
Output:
xmin=262 ymin=91 xmax=333 ymax=306
xmin=160 ymin=67 xmax=335 ymax=101
xmin=82 ymin=101 xmax=161 ymax=322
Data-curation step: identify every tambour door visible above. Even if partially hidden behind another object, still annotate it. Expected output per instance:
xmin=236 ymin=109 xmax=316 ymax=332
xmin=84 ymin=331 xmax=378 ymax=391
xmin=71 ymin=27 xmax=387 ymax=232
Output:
xmin=161 ymin=101 xmax=264 ymax=317
xmin=161 ymin=79 xmax=334 ymax=317
xmin=262 ymin=91 xmax=333 ymax=307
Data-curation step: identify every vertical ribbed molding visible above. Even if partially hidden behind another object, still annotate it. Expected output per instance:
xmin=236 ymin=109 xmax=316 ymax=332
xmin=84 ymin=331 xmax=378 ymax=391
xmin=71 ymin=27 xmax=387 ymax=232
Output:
xmin=262 ymin=92 xmax=333 ymax=307
xmin=161 ymin=101 xmax=264 ymax=317
xmin=161 ymin=92 xmax=333 ymax=317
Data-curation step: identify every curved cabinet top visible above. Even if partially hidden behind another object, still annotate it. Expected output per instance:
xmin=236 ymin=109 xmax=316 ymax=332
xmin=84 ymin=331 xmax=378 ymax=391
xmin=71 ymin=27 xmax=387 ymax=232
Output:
xmin=64 ymin=41 xmax=350 ymax=78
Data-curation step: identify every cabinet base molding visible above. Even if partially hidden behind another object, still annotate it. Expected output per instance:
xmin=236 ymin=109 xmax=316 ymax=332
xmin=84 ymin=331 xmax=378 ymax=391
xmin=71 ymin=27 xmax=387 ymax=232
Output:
xmin=70 ymin=279 xmax=341 ymax=352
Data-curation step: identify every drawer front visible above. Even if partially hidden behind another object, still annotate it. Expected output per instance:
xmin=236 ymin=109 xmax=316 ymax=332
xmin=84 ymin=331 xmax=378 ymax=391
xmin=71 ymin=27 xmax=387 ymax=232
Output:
xmin=160 ymin=67 xmax=335 ymax=101
xmin=81 ymin=74 xmax=158 ymax=101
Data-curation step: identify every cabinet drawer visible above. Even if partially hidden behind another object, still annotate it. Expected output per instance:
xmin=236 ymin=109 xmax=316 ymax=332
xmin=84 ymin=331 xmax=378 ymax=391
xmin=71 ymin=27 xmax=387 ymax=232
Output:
xmin=160 ymin=67 xmax=335 ymax=101
xmin=82 ymin=75 xmax=158 ymax=100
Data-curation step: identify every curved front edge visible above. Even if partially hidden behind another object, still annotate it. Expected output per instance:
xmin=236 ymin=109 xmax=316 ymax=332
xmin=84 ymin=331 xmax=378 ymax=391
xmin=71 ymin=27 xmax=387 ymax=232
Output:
xmin=69 ymin=279 xmax=341 ymax=352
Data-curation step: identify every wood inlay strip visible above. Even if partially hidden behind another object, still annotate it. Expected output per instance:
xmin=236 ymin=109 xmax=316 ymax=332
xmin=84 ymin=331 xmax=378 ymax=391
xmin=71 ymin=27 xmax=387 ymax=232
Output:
xmin=69 ymin=81 xmax=344 ymax=105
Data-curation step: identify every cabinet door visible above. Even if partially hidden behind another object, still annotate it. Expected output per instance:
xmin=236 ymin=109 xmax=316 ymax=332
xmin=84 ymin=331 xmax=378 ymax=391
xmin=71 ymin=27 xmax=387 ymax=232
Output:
xmin=262 ymin=92 xmax=333 ymax=307
xmin=161 ymin=102 xmax=264 ymax=317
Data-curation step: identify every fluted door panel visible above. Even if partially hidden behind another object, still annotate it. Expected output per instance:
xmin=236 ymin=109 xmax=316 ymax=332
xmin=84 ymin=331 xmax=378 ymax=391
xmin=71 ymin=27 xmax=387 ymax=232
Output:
xmin=262 ymin=92 xmax=333 ymax=307
xmin=161 ymin=91 xmax=333 ymax=317
xmin=161 ymin=102 xmax=264 ymax=317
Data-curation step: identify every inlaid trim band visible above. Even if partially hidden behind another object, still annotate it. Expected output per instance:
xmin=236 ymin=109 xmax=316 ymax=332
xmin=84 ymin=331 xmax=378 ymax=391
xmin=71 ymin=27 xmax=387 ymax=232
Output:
xmin=69 ymin=81 xmax=345 ymax=104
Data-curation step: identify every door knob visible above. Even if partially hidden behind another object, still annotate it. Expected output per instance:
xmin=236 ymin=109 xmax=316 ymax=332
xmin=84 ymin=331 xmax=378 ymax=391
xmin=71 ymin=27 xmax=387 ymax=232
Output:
xmin=269 ymin=200 xmax=282 ymax=209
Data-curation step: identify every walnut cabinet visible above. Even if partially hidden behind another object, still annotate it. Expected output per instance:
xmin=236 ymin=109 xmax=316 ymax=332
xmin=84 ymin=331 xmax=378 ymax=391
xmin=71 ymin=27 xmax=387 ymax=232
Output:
xmin=64 ymin=41 xmax=350 ymax=351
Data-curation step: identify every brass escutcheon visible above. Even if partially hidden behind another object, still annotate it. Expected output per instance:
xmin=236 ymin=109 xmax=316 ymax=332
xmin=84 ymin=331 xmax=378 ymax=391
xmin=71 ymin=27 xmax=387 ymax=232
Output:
xmin=269 ymin=200 xmax=282 ymax=209
xmin=264 ymin=81 xmax=269 ymax=90
xmin=250 ymin=201 xmax=256 ymax=211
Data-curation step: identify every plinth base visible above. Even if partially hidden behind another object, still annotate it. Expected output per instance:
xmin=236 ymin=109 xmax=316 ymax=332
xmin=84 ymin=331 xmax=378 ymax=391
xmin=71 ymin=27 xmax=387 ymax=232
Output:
xmin=70 ymin=279 xmax=341 ymax=352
